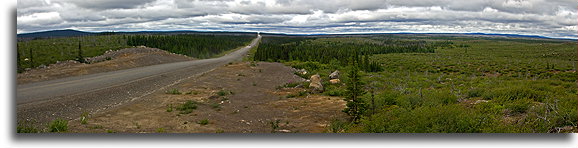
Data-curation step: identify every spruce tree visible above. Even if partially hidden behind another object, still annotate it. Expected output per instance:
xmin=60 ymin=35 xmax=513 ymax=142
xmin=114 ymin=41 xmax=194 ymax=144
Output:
xmin=29 ymin=44 xmax=33 ymax=68
xmin=77 ymin=41 xmax=86 ymax=63
xmin=17 ymin=44 xmax=21 ymax=72
xmin=343 ymin=49 xmax=366 ymax=123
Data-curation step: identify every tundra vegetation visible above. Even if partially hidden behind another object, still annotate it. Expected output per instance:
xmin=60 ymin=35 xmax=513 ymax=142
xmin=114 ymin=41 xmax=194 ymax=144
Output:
xmin=253 ymin=35 xmax=577 ymax=133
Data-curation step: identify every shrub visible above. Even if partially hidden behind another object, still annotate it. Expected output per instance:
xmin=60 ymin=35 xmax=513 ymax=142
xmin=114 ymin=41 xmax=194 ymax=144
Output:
xmin=166 ymin=89 xmax=181 ymax=95
xmin=328 ymin=119 xmax=349 ymax=133
xmin=17 ymin=124 xmax=39 ymax=133
xmin=362 ymin=105 xmax=491 ymax=133
xmin=286 ymin=94 xmax=297 ymax=98
xmin=217 ymin=90 xmax=232 ymax=96
xmin=467 ymin=88 xmax=484 ymax=98
xmin=48 ymin=118 xmax=68 ymax=132
xmin=198 ymin=119 xmax=209 ymax=125
xmin=80 ymin=112 xmax=89 ymax=124
xmin=210 ymin=103 xmax=221 ymax=109
xmin=166 ymin=104 xmax=173 ymax=112
xmin=177 ymin=100 xmax=198 ymax=114
xmin=503 ymin=98 xmax=533 ymax=114
xmin=482 ymin=85 xmax=549 ymax=102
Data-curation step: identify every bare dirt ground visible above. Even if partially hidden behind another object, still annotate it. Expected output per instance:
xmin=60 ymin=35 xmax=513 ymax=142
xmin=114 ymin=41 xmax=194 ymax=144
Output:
xmin=17 ymin=47 xmax=193 ymax=84
xmin=69 ymin=62 xmax=347 ymax=133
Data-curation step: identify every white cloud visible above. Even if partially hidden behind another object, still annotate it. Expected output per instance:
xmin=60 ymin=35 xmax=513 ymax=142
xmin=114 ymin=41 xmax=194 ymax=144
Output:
xmin=16 ymin=0 xmax=578 ymax=39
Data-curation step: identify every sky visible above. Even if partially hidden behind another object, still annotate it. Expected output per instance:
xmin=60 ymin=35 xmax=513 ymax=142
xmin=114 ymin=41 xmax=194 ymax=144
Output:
xmin=16 ymin=0 xmax=578 ymax=39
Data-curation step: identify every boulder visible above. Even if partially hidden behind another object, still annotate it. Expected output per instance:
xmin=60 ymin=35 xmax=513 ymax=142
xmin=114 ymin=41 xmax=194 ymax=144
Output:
xmin=309 ymin=74 xmax=323 ymax=93
xmin=296 ymin=69 xmax=308 ymax=75
xmin=329 ymin=79 xmax=340 ymax=84
xmin=473 ymin=100 xmax=489 ymax=104
xmin=329 ymin=70 xmax=340 ymax=79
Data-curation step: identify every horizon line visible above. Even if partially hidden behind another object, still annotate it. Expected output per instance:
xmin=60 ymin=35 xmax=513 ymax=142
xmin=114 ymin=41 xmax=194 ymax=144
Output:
xmin=17 ymin=29 xmax=578 ymax=40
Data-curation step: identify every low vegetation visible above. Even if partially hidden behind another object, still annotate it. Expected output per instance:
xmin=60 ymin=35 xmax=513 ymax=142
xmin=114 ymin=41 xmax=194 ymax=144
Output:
xmin=198 ymin=119 xmax=209 ymax=125
xmin=254 ymin=35 xmax=577 ymax=133
xmin=166 ymin=88 xmax=182 ymax=95
xmin=176 ymin=100 xmax=198 ymax=114
xmin=48 ymin=118 xmax=68 ymax=133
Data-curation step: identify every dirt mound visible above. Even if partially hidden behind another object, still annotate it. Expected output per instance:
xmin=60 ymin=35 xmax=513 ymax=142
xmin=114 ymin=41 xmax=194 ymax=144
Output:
xmin=17 ymin=47 xmax=194 ymax=84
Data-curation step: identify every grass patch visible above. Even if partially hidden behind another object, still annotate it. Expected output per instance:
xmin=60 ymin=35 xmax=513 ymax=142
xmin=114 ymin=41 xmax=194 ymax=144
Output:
xmin=80 ymin=112 xmax=89 ymax=125
xmin=166 ymin=104 xmax=173 ymax=112
xmin=166 ymin=88 xmax=182 ymax=95
xmin=17 ymin=122 xmax=39 ymax=133
xmin=198 ymin=119 xmax=209 ymax=125
xmin=176 ymin=100 xmax=198 ymax=114
xmin=156 ymin=128 xmax=165 ymax=133
xmin=48 ymin=118 xmax=68 ymax=133
xmin=217 ymin=89 xmax=233 ymax=96
xmin=210 ymin=103 xmax=221 ymax=110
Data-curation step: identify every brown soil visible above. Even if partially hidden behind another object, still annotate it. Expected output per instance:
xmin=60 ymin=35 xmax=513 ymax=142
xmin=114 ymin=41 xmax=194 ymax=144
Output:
xmin=69 ymin=62 xmax=347 ymax=133
xmin=17 ymin=47 xmax=193 ymax=84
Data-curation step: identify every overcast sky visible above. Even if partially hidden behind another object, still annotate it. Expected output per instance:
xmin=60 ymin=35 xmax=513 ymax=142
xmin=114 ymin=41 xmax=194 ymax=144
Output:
xmin=17 ymin=0 xmax=577 ymax=39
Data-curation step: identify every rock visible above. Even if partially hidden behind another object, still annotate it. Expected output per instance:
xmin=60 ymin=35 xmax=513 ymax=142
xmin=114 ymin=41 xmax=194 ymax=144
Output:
xmin=309 ymin=74 xmax=323 ymax=93
xmin=296 ymin=69 xmax=308 ymax=75
xmin=329 ymin=70 xmax=340 ymax=79
xmin=553 ymin=126 xmax=576 ymax=133
xmin=473 ymin=100 xmax=489 ymax=104
xmin=329 ymin=79 xmax=340 ymax=84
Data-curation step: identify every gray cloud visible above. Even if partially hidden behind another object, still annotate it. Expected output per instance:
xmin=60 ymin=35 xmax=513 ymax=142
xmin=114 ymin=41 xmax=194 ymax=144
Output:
xmin=52 ymin=0 xmax=157 ymax=10
xmin=16 ymin=0 xmax=577 ymax=39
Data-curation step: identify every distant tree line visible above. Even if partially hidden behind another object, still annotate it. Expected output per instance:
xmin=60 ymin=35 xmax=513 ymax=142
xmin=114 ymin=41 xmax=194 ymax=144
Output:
xmin=126 ymin=34 xmax=254 ymax=59
xmin=254 ymin=37 xmax=452 ymax=72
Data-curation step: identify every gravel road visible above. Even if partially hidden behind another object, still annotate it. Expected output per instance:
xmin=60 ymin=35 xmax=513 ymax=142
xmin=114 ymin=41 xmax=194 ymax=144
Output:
xmin=17 ymin=35 xmax=261 ymax=125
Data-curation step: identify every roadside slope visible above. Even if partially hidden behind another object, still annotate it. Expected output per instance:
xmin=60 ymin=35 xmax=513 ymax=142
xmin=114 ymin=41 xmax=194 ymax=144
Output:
xmin=69 ymin=62 xmax=347 ymax=133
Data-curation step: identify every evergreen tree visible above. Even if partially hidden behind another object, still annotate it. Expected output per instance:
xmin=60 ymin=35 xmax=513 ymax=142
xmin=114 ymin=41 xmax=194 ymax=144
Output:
xmin=28 ymin=44 xmax=33 ymax=68
xmin=343 ymin=49 xmax=366 ymax=123
xmin=17 ymin=44 xmax=21 ymax=73
xmin=77 ymin=41 xmax=86 ymax=63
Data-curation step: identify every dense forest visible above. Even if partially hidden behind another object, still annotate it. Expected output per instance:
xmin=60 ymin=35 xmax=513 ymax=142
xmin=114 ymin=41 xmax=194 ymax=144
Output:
xmin=253 ymin=36 xmax=452 ymax=72
xmin=126 ymin=34 xmax=254 ymax=59
xmin=16 ymin=34 xmax=255 ymax=72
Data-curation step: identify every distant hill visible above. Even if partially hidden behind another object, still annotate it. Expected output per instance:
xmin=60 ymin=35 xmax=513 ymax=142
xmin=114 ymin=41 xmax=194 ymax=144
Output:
xmin=17 ymin=29 xmax=95 ymax=39
xmin=17 ymin=29 xmax=258 ymax=40
xmin=17 ymin=29 xmax=575 ymax=41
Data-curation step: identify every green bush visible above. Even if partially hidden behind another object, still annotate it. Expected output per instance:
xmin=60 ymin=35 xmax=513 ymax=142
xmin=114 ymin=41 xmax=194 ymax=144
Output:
xmin=48 ymin=118 xmax=68 ymax=133
xmin=482 ymin=84 xmax=550 ymax=102
xmin=467 ymin=88 xmax=484 ymax=98
xmin=328 ymin=119 xmax=349 ymax=133
xmin=503 ymin=98 xmax=533 ymax=114
xmin=362 ymin=105 xmax=491 ymax=133
xmin=17 ymin=123 xmax=39 ymax=133
xmin=198 ymin=119 xmax=209 ymax=125
xmin=166 ymin=89 xmax=181 ymax=95
xmin=217 ymin=90 xmax=232 ymax=96
xmin=177 ymin=100 xmax=198 ymax=114
xmin=80 ymin=112 xmax=89 ymax=125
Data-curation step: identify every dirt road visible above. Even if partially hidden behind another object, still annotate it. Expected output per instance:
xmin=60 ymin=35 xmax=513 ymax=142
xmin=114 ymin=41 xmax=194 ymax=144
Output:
xmin=17 ymin=36 xmax=261 ymax=126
